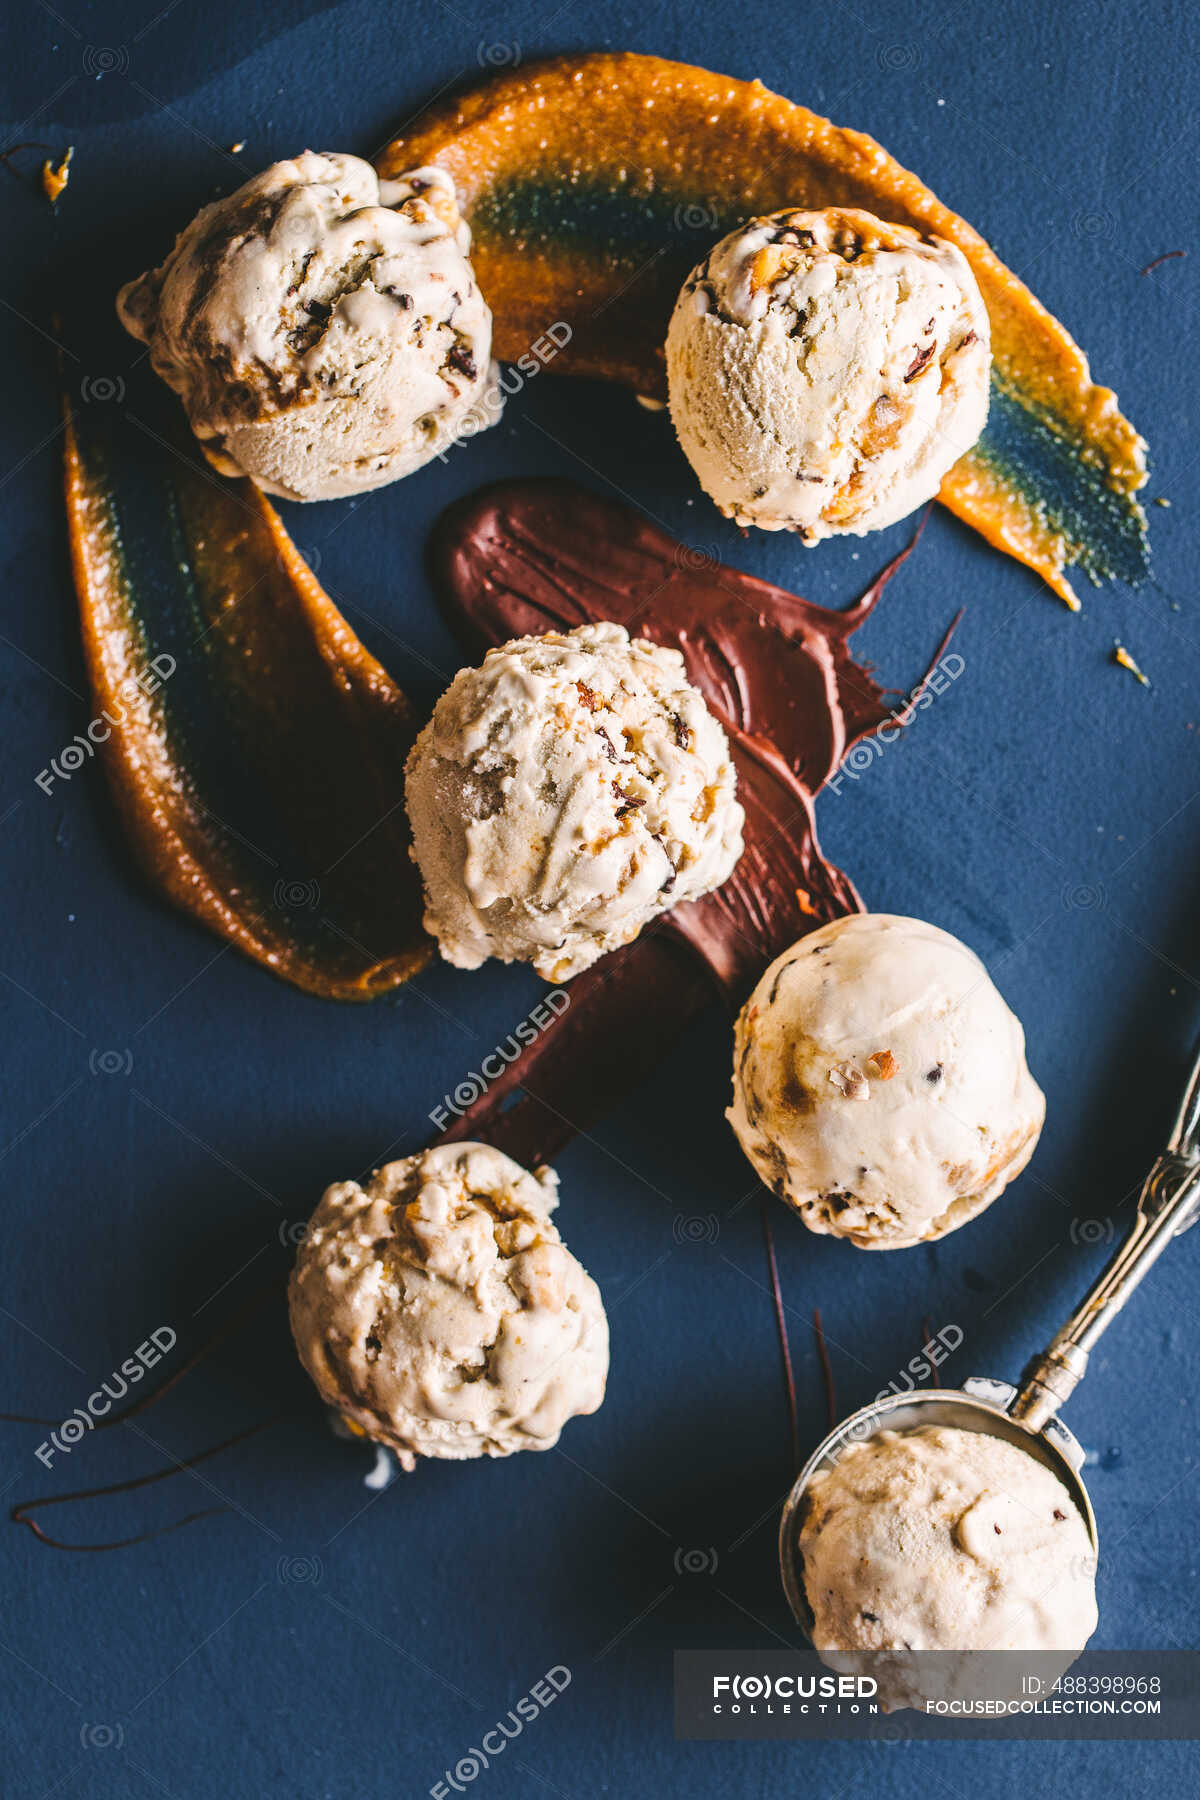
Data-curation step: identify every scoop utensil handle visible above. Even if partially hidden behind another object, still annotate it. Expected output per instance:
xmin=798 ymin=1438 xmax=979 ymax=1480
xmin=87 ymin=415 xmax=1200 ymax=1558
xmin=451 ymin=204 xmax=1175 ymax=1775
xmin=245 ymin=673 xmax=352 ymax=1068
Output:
xmin=1011 ymin=1042 xmax=1200 ymax=1432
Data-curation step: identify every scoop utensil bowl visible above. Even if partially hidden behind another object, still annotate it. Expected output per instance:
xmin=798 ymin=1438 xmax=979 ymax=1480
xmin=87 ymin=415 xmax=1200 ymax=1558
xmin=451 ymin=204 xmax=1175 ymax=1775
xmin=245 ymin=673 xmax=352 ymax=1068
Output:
xmin=779 ymin=1044 xmax=1200 ymax=1630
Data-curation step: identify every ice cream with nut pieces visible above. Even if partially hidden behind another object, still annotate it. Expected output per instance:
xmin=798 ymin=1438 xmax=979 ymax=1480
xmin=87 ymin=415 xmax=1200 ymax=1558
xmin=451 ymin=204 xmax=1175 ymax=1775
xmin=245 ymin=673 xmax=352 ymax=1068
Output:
xmin=288 ymin=1142 xmax=608 ymax=1469
xmin=117 ymin=151 xmax=495 ymax=501
xmin=404 ymin=622 xmax=744 ymax=982
xmin=796 ymin=1423 xmax=1097 ymax=1707
xmin=666 ymin=206 xmax=990 ymax=539
xmin=728 ymin=913 xmax=1044 ymax=1248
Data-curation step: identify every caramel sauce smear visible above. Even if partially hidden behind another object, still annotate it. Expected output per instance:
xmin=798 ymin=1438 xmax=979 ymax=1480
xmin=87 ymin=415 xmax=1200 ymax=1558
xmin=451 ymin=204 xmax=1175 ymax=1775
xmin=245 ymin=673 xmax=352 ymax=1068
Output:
xmin=380 ymin=51 xmax=1150 ymax=605
xmin=65 ymin=412 xmax=430 ymax=1000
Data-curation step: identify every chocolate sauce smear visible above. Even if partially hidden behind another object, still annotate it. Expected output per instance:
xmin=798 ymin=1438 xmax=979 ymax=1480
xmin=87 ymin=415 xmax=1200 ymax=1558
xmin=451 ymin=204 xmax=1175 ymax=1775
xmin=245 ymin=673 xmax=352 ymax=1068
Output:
xmin=430 ymin=479 xmax=922 ymax=992
xmin=428 ymin=480 xmax=950 ymax=1165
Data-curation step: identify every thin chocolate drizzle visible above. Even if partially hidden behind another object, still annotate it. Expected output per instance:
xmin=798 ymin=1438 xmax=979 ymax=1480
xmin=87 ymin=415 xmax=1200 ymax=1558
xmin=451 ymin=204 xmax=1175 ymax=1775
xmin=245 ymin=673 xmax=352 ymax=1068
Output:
xmin=761 ymin=1199 xmax=800 ymax=1473
xmin=11 ymin=1419 xmax=278 ymax=1553
xmin=0 ymin=141 xmax=51 ymax=185
xmin=5 ymin=1283 xmax=280 ymax=1552
xmin=812 ymin=1306 xmax=837 ymax=1433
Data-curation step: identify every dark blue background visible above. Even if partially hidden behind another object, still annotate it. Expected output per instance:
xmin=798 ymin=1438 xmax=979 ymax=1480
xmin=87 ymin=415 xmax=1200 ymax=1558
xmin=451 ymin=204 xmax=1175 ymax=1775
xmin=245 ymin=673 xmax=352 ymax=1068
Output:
xmin=2 ymin=1 xmax=1198 ymax=1793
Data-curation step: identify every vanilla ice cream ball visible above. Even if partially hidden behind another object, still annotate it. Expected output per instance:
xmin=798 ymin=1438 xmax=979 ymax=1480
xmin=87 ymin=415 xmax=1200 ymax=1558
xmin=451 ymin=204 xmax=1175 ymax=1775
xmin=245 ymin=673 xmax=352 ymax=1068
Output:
xmin=404 ymin=622 xmax=744 ymax=982
xmin=666 ymin=206 xmax=990 ymax=539
xmin=117 ymin=152 xmax=496 ymax=500
xmin=288 ymin=1142 xmax=608 ymax=1469
xmin=728 ymin=914 xmax=1044 ymax=1248
xmin=795 ymin=1425 xmax=1097 ymax=1706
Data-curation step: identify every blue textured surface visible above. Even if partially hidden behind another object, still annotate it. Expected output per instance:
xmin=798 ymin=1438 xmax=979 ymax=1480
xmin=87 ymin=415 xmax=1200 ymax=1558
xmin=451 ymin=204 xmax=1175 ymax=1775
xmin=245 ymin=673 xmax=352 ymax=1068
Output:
xmin=2 ymin=2 xmax=1198 ymax=1794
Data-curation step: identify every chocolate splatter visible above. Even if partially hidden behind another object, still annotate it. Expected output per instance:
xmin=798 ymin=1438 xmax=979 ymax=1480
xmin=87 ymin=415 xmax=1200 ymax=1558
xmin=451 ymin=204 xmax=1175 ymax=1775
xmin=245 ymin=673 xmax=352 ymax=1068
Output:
xmin=431 ymin=481 xmax=940 ymax=989
xmin=427 ymin=479 xmax=950 ymax=1168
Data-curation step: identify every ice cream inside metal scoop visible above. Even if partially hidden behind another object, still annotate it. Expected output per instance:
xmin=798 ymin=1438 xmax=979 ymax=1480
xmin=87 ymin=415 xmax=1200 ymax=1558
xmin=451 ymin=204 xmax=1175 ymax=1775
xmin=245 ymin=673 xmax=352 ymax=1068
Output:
xmin=779 ymin=1042 xmax=1200 ymax=1670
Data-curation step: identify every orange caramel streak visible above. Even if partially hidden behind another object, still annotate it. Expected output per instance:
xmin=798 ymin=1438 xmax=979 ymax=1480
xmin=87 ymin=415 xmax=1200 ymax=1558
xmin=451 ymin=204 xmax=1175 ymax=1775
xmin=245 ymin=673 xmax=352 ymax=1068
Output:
xmin=385 ymin=52 xmax=1144 ymax=491
xmin=64 ymin=416 xmax=246 ymax=951
xmin=65 ymin=420 xmax=430 ymax=999
xmin=384 ymin=54 xmax=1147 ymax=603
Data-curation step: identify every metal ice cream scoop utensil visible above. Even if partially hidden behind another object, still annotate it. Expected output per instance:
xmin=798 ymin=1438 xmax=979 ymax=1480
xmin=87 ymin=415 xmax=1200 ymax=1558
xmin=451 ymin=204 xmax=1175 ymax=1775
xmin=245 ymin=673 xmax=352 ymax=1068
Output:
xmin=779 ymin=1044 xmax=1200 ymax=1628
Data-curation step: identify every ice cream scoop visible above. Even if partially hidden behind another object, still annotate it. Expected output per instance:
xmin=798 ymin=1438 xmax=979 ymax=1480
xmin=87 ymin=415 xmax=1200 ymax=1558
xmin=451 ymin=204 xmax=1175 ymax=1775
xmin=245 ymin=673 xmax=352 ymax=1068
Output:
xmin=404 ymin=622 xmax=744 ymax=982
xmin=288 ymin=1141 xmax=608 ymax=1469
xmin=728 ymin=914 xmax=1044 ymax=1248
xmin=779 ymin=1043 xmax=1200 ymax=1705
xmin=795 ymin=1422 xmax=1097 ymax=1703
xmin=117 ymin=152 xmax=495 ymax=500
xmin=666 ymin=206 xmax=990 ymax=539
